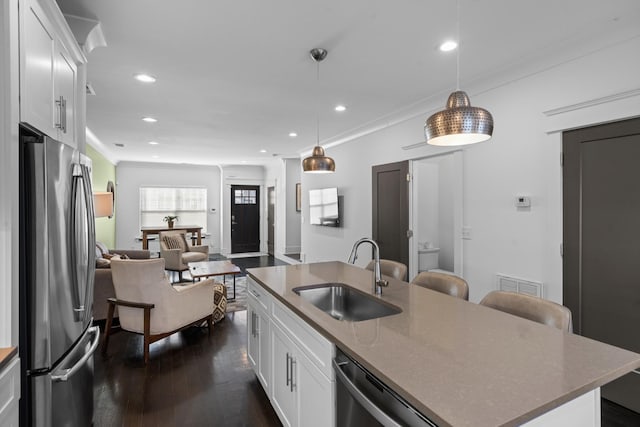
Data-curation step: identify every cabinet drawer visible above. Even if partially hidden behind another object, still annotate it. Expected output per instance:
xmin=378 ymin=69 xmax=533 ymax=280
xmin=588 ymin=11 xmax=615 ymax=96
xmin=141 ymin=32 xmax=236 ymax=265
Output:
xmin=0 ymin=358 xmax=20 ymax=423
xmin=248 ymin=277 xmax=272 ymax=312
xmin=272 ymin=298 xmax=334 ymax=380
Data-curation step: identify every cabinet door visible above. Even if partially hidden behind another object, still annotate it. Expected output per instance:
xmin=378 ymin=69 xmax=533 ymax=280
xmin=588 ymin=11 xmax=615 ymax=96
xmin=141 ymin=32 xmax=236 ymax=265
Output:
xmin=271 ymin=324 xmax=297 ymax=427
xmin=257 ymin=310 xmax=271 ymax=393
xmin=296 ymin=350 xmax=334 ymax=427
xmin=54 ymin=43 xmax=76 ymax=146
xmin=21 ymin=0 xmax=55 ymax=134
xmin=247 ymin=303 xmax=259 ymax=372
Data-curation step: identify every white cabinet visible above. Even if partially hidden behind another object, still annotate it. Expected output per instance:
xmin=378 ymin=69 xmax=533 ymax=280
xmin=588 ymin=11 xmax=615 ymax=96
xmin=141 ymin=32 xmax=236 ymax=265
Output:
xmin=0 ymin=358 xmax=20 ymax=427
xmin=271 ymin=323 xmax=297 ymax=427
xmin=247 ymin=279 xmax=271 ymax=393
xmin=247 ymin=276 xmax=335 ymax=427
xmin=20 ymin=0 xmax=83 ymax=148
xmin=53 ymin=43 xmax=76 ymax=145
xmin=271 ymin=322 xmax=334 ymax=427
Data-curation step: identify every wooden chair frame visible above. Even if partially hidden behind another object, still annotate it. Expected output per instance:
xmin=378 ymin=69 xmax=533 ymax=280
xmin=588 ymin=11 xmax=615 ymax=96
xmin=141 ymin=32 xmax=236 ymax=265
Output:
xmin=102 ymin=297 xmax=213 ymax=364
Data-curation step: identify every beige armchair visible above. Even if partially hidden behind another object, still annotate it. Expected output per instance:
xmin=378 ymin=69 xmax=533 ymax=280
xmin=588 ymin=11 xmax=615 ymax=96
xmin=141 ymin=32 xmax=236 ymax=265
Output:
xmin=102 ymin=257 xmax=218 ymax=363
xmin=159 ymin=230 xmax=208 ymax=281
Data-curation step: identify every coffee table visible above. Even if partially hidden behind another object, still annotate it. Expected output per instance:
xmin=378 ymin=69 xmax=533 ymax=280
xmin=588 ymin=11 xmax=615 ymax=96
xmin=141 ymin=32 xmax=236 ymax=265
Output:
xmin=188 ymin=261 xmax=242 ymax=301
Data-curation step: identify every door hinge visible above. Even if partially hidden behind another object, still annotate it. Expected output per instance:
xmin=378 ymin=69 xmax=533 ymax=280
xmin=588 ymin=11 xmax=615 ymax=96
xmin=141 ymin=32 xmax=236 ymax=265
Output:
xmin=560 ymin=243 xmax=563 ymax=257
xmin=406 ymin=173 xmax=411 ymax=182
xmin=560 ymin=152 xmax=564 ymax=167
xmin=406 ymin=230 xmax=413 ymax=238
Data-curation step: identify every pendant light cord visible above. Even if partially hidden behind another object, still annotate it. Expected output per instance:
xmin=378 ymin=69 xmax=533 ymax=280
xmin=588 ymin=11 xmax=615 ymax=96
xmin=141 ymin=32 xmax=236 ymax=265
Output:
xmin=316 ymin=60 xmax=320 ymax=145
xmin=456 ymin=0 xmax=460 ymax=91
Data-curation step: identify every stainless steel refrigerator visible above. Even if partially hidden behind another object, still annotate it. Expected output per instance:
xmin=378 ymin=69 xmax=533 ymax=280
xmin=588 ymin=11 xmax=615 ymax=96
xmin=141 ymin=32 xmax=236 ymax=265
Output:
xmin=19 ymin=124 xmax=100 ymax=427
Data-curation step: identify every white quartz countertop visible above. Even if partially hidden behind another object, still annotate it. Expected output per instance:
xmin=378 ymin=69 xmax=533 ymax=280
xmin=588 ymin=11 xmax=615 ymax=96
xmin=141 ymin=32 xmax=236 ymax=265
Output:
xmin=247 ymin=261 xmax=640 ymax=427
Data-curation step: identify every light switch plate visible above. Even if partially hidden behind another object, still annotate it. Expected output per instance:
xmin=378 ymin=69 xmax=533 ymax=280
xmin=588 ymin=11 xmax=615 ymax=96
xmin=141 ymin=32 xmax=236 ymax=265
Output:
xmin=462 ymin=226 xmax=472 ymax=240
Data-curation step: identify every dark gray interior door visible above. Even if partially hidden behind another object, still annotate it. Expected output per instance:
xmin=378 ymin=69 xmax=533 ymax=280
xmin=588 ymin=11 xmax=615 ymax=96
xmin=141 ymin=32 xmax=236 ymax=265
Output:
xmin=372 ymin=161 xmax=410 ymax=272
xmin=231 ymin=185 xmax=260 ymax=253
xmin=267 ymin=186 xmax=275 ymax=256
xmin=563 ymin=116 xmax=640 ymax=413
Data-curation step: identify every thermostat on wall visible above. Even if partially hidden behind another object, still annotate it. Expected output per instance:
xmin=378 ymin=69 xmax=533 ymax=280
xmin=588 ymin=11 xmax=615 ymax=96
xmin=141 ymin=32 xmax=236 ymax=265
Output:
xmin=515 ymin=196 xmax=531 ymax=207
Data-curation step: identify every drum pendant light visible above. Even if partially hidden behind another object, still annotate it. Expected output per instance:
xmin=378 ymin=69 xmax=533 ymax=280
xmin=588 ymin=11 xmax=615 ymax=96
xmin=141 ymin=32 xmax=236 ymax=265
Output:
xmin=303 ymin=48 xmax=335 ymax=173
xmin=425 ymin=0 xmax=493 ymax=146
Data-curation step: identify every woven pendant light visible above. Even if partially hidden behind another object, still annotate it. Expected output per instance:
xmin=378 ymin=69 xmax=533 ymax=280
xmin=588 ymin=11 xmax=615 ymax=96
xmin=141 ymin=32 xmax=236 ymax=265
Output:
xmin=425 ymin=0 xmax=493 ymax=146
xmin=303 ymin=48 xmax=335 ymax=173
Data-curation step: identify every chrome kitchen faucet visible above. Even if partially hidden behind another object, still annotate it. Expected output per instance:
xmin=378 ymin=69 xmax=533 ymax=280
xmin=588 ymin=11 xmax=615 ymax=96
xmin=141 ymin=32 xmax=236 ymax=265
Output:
xmin=348 ymin=238 xmax=389 ymax=295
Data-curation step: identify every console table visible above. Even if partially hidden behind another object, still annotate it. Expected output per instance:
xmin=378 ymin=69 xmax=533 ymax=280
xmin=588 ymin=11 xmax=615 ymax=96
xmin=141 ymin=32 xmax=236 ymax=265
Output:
xmin=140 ymin=225 xmax=203 ymax=249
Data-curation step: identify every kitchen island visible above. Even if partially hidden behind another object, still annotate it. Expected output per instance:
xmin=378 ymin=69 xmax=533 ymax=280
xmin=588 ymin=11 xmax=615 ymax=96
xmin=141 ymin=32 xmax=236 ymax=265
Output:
xmin=247 ymin=261 xmax=640 ymax=427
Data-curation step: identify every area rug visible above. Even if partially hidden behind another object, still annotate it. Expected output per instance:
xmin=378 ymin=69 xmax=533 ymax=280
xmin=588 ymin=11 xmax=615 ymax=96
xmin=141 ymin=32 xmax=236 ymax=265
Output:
xmin=222 ymin=275 xmax=247 ymax=313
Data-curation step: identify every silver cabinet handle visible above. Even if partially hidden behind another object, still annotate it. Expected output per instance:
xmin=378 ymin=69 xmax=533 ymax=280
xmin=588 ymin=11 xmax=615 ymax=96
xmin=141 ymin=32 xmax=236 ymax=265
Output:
xmin=286 ymin=353 xmax=290 ymax=387
xmin=52 ymin=326 xmax=100 ymax=382
xmin=256 ymin=313 xmax=260 ymax=337
xmin=61 ymin=97 xmax=67 ymax=133
xmin=55 ymin=96 xmax=67 ymax=133
xmin=290 ymin=357 xmax=296 ymax=392
xmin=251 ymin=311 xmax=256 ymax=337
xmin=332 ymin=358 xmax=403 ymax=427
xmin=249 ymin=289 xmax=260 ymax=298
xmin=55 ymin=96 xmax=63 ymax=130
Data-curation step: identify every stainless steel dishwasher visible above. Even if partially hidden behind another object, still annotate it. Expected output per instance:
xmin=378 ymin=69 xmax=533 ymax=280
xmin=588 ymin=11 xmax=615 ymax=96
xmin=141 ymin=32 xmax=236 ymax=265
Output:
xmin=333 ymin=348 xmax=438 ymax=427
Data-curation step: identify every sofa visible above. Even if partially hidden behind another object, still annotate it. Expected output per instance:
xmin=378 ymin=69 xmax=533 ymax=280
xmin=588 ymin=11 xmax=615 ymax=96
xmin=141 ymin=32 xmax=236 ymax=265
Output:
xmin=94 ymin=243 xmax=151 ymax=321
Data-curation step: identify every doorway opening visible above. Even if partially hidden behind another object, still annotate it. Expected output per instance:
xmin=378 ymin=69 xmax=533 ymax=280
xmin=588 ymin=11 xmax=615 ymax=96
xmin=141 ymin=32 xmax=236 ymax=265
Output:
xmin=231 ymin=185 xmax=260 ymax=253
xmin=410 ymin=151 xmax=463 ymax=281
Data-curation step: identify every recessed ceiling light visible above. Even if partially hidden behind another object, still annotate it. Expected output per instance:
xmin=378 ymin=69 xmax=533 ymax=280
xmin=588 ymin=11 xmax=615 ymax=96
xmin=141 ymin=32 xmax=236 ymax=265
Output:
xmin=148 ymin=141 xmax=159 ymax=145
xmin=334 ymin=105 xmax=347 ymax=112
xmin=134 ymin=73 xmax=156 ymax=83
xmin=260 ymin=149 xmax=267 ymax=153
xmin=241 ymin=160 xmax=248 ymax=164
xmin=289 ymin=132 xmax=298 ymax=137
xmin=142 ymin=117 xmax=157 ymax=123
xmin=439 ymin=40 xmax=458 ymax=52
xmin=152 ymin=155 xmax=159 ymax=159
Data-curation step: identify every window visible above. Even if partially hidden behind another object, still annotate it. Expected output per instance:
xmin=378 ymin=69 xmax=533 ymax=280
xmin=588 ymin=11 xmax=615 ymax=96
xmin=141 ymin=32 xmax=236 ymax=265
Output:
xmin=140 ymin=187 xmax=207 ymax=231
xmin=234 ymin=189 xmax=257 ymax=205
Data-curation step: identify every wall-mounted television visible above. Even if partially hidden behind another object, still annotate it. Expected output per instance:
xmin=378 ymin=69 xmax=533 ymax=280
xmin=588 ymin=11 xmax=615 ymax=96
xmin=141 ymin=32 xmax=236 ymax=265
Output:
xmin=309 ymin=187 xmax=340 ymax=227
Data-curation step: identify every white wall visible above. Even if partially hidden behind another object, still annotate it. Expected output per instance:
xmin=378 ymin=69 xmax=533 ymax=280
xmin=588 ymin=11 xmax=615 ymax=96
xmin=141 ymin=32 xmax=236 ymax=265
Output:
xmin=220 ymin=165 xmax=266 ymax=254
xmin=115 ymin=162 xmax=222 ymax=252
xmin=302 ymin=36 xmax=640 ymax=303
xmin=285 ymin=159 xmax=301 ymax=254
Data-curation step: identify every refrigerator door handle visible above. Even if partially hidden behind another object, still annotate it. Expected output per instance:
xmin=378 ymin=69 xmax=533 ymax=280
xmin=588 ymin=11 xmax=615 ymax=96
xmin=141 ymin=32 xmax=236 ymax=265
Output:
xmin=80 ymin=164 xmax=96 ymax=322
xmin=51 ymin=326 xmax=100 ymax=382
xmin=69 ymin=168 xmax=83 ymax=319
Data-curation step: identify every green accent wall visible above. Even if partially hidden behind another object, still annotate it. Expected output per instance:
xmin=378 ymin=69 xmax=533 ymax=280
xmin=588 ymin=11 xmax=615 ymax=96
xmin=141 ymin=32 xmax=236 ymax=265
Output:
xmin=86 ymin=145 xmax=116 ymax=248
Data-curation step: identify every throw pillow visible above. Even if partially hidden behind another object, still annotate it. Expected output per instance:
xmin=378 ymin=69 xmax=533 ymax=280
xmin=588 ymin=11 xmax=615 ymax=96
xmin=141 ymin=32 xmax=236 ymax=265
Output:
xmin=96 ymin=241 xmax=109 ymax=257
xmin=96 ymin=258 xmax=110 ymax=269
xmin=163 ymin=235 xmax=188 ymax=252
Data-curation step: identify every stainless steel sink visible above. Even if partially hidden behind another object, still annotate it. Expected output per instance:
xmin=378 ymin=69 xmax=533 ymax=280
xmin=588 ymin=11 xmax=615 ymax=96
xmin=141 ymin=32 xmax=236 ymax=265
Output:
xmin=293 ymin=283 xmax=402 ymax=322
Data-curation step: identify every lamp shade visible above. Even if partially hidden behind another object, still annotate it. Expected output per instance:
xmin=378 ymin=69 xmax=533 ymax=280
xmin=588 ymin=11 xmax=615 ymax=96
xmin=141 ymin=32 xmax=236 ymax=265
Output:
xmin=94 ymin=192 xmax=114 ymax=218
xmin=425 ymin=91 xmax=493 ymax=146
xmin=302 ymin=146 xmax=335 ymax=173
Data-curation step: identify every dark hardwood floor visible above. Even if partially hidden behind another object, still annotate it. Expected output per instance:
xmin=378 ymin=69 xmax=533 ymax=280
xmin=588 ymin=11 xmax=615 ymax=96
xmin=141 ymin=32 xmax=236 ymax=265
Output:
xmin=94 ymin=310 xmax=281 ymax=427
xmin=209 ymin=254 xmax=289 ymax=275
xmin=602 ymin=398 xmax=640 ymax=427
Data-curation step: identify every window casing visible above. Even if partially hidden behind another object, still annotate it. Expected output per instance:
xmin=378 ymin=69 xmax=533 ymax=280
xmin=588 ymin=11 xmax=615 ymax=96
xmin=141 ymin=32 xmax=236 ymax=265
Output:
xmin=140 ymin=187 xmax=207 ymax=232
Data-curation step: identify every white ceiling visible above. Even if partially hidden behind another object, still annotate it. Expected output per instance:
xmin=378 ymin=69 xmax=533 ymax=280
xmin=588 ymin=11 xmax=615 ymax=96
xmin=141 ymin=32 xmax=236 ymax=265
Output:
xmin=56 ymin=0 xmax=640 ymax=166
